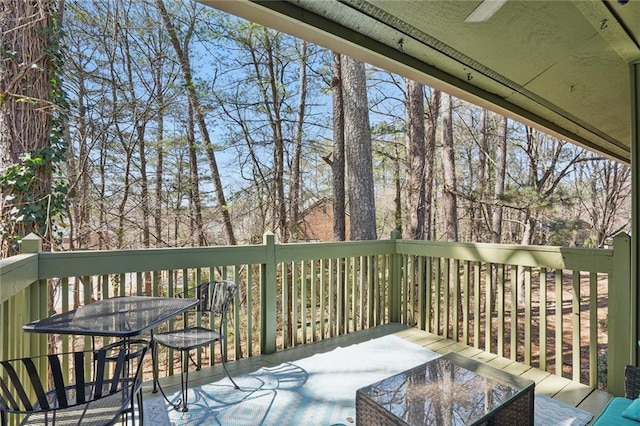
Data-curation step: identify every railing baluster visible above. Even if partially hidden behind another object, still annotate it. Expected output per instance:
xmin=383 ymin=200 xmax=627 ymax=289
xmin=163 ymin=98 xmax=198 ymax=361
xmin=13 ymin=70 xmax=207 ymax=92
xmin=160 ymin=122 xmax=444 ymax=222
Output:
xmin=351 ymin=257 xmax=357 ymax=332
xmin=540 ymin=267 xmax=547 ymax=370
xmin=311 ymin=259 xmax=318 ymax=341
xmin=247 ymin=265 xmax=254 ymax=356
xmin=358 ymin=256 xmax=364 ymax=331
xmin=524 ymin=266 xmax=532 ymax=366
xmin=462 ymin=260 xmax=470 ymax=345
xmin=443 ymin=259 xmax=450 ymax=339
xmin=337 ymin=257 xmax=344 ymax=335
xmin=434 ymin=258 xmax=441 ymax=335
xmin=452 ymin=259 xmax=460 ymax=341
xmin=417 ymin=257 xmax=424 ymax=330
xmin=302 ymin=261 xmax=308 ymax=343
xmin=511 ymin=265 xmax=518 ymax=361
xmin=497 ymin=264 xmax=505 ymax=358
xmin=474 ymin=261 xmax=481 ymax=349
xmin=292 ymin=262 xmax=299 ymax=345
xmin=328 ymin=258 xmax=335 ymax=338
xmin=318 ymin=258 xmax=323 ymax=335
xmin=572 ymin=270 xmax=581 ymax=383
xmin=424 ymin=257 xmax=432 ymax=332
xmin=368 ymin=256 xmax=375 ymax=327
xmin=589 ymin=272 xmax=598 ymax=388
xmin=401 ymin=254 xmax=408 ymax=324
xmin=555 ymin=270 xmax=563 ymax=377
xmin=485 ymin=262 xmax=492 ymax=353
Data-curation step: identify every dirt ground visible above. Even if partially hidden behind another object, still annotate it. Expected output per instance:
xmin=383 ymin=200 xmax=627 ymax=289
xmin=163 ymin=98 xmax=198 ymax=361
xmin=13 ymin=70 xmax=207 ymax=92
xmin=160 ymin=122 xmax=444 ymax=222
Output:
xmin=449 ymin=271 xmax=609 ymax=388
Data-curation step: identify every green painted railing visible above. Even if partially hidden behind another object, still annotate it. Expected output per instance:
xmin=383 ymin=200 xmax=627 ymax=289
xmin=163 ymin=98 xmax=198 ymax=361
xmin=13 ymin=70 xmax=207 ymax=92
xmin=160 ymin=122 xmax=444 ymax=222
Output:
xmin=0 ymin=231 xmax=633 ymax=401
xmin=394 ymin=232 xmax=631 ymax=395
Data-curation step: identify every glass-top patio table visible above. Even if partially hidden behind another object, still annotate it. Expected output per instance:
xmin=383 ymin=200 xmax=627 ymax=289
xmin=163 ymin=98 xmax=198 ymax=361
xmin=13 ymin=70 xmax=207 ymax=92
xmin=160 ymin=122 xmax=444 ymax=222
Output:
xmin=356 ymin=352 xmax=535 ymax=425
xmin=23 ymin=296 xmax=199 ymax=338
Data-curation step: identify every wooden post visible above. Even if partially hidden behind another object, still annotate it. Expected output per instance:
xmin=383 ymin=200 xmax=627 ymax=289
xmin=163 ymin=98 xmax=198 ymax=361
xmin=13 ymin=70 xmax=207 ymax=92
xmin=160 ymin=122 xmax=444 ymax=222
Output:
xmin=389 ymin=229 xmax=402 ymax=323
xmin=609 ymin=233 xmax=632 ymax=396
xmin=261 ymin=232 xmax=277 ymax=354
xmin=632 ymin=61 xmax=640 ymax=370
xmin=20 ymin=234 xmax=47 ymax=362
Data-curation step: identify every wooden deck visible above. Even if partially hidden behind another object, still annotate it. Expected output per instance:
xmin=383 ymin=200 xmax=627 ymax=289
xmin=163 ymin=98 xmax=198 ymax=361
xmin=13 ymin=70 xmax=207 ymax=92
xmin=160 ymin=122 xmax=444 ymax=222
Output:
xmin=144 ymin=323 xmax=613 ymax=423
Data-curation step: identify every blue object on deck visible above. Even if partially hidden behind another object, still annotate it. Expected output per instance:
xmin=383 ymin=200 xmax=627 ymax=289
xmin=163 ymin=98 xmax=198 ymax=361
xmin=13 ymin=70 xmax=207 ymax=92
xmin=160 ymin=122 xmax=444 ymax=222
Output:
xmin=591 ymin=397 xmax=636 ymax=425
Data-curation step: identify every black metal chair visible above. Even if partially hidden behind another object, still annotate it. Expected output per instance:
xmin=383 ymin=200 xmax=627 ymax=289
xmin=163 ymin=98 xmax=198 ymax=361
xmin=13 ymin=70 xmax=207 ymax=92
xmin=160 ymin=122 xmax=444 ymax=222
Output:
xmin=152 ymin=280 xmax=239 ymax=412
xmin=0 ymin=340 xmax=148 ymax=426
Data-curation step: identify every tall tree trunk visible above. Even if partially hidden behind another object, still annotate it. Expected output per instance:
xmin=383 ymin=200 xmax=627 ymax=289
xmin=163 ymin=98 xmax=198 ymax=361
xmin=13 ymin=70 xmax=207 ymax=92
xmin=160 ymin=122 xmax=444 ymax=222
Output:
xmin=99 ymin=136 xmax=108 ymax=249
xmin=186 ymin=101 xmax=206 ymax=246
xmin=441 ymin=93 xmax=459 ymax=336
xmin=156 ymin=0 xmax=236 ymax=245
xmin=66 ymin=71 xmax=90 ymax=251
xmin=441 ymin=93 xmax=458 ymax=242
xmin=474 ymin=108 xmax=488 ymax=241
xmin=261 ymin=28 xmax=287 ymax=242
xmin=342 ymin=56 xmax=376 ymax=241
xmin=394 ymin=142 xmax=402 ymax=231
xmin=331 ymin=53 xmax=346 ymax=242
xmin=330 ymin=52 xmax=347 ymax=333
xmin=153 ymin=51 xmax=165 ymax=248
xmin=491 ymin=116 xmax=507 ymax=244
xmin=290 ymin=40 xmax=308 ymax=242
xmin=424 ymin=90 xmax=440 ymax=240
xmin=0 ymin=0 xmax=58 ymax=255
xmin=121 ymin=16 xmax=151 ymax=255
xmin=116 ymin=144 xmax=133 ymax=249
xmin=405 ymin=79 xmax=426 ymax=240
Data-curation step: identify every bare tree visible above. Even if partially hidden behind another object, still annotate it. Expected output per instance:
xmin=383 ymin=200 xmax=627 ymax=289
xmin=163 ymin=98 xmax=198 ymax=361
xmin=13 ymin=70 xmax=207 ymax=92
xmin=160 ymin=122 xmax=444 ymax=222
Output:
xmin=185 ymin=101 xmax=206 ymax=246
xmin=578 ymin=159 xmax=631 ymax=247
xmin=473 ymin=108 xmax=489 ymax=240
xmin=331 ymin=52 xmax=346 ymax=241
xmin=156 ymin=0 xmax=236 ymax=245
xmin=342 ymin=56 xmax=376 ymax=240
xmin=424 ymin=89 xmax=440 ymax=240
xmin=290 ymin=40 xmax=309 ymax=241
xmin=516 ymin=126 xmax=585 ymax=246
xmin=405 ymin=79 xmax=426 ymax=240
xmin=491 ymin=115 xmax=508 ymax=243
xmin=440 ymin=93 xmax=458 ymax=242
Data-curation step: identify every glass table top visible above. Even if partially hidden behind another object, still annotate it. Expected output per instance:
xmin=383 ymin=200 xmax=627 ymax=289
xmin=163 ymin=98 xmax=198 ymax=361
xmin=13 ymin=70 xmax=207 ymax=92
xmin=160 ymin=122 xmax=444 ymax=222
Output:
xmin=23 ymin=296 xmax=199 ymax=338
xmin=357 ymin=352 xmax=534 ymax=425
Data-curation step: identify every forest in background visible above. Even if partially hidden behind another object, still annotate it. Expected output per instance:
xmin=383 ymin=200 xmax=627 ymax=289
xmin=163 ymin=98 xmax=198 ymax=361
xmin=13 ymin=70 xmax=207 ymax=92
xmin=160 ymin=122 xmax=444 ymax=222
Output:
xmin=0 ymin=0 xmax=631 ymax=257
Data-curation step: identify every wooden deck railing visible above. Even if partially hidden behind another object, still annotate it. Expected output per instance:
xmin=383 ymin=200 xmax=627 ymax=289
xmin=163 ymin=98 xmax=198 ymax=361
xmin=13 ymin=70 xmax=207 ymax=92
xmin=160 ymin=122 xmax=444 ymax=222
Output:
xmin=394 ymin=232 xmax=631 ymax=394
xmin=0 ymin=232 xmax=633 ymax=398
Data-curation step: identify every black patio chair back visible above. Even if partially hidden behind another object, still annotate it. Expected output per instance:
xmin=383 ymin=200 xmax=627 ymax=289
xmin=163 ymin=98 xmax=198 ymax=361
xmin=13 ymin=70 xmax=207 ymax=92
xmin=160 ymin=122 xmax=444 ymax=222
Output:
xmin=194 ymin=280 xmax=232 ymax=315
xmin=0 ymin=340 xmax=148 ymax=426
xmin=152 ymin=280 xmax=239 ymax=412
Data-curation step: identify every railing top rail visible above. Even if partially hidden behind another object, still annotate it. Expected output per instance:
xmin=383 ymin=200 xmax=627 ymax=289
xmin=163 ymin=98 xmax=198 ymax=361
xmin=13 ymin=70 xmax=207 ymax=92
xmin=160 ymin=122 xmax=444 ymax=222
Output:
xmin=2 ymin=234 xmax=617 ymax=282
xmin=275 ymin=239 xmax=396 ymax=262
xmin=395 ymin=239 xmax=613 ymax=273
xmin=38 ymin=244 xmax=266 ymax=278
xmin=0 ymin=253 xmax=39 ymax=304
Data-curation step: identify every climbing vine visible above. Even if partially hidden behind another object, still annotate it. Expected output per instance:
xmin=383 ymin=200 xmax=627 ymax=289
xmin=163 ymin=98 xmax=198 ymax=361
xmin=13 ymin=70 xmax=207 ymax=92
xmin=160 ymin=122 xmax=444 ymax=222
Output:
xmin=0 ymin=2 xmax=70 ymax=257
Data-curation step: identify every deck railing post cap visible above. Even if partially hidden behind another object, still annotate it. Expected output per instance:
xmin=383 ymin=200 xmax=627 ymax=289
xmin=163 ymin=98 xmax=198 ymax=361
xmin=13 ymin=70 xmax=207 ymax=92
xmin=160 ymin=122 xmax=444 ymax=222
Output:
xmin=263 ymin=232 xmax=275 ymax=244
xmin=20 ymin=233 xmax=43 ymax=253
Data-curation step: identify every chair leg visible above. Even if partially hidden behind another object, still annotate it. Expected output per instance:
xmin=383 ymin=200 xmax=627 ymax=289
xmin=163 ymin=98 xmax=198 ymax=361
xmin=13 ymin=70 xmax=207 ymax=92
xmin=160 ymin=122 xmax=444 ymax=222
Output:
xmin=220 ymin=339 xmax=240 ymax=390
xmin=137 ymin=388 xmax=144 ymax=425
xmin=180 ymin=350 xmax=189 ymax=412
xmin=151 ymin=339 xmax=158 ymax=394
xmin=222 ymin=359 xmax=240 ymax=390
xmin=153 ymin=343 xmax=185 ymax=412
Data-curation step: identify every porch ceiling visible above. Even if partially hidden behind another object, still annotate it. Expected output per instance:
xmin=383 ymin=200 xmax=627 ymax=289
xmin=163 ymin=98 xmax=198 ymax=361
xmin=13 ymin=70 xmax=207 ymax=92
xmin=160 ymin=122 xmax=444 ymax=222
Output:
xmin=202 ymin=0 xmax=640 ymax=164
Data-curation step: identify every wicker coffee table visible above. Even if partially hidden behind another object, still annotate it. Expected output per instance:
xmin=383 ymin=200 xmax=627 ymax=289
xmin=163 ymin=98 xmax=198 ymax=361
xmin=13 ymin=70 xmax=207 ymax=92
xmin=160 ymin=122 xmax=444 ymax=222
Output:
xmin=356 ymin=352 xmax=535 ymax=425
